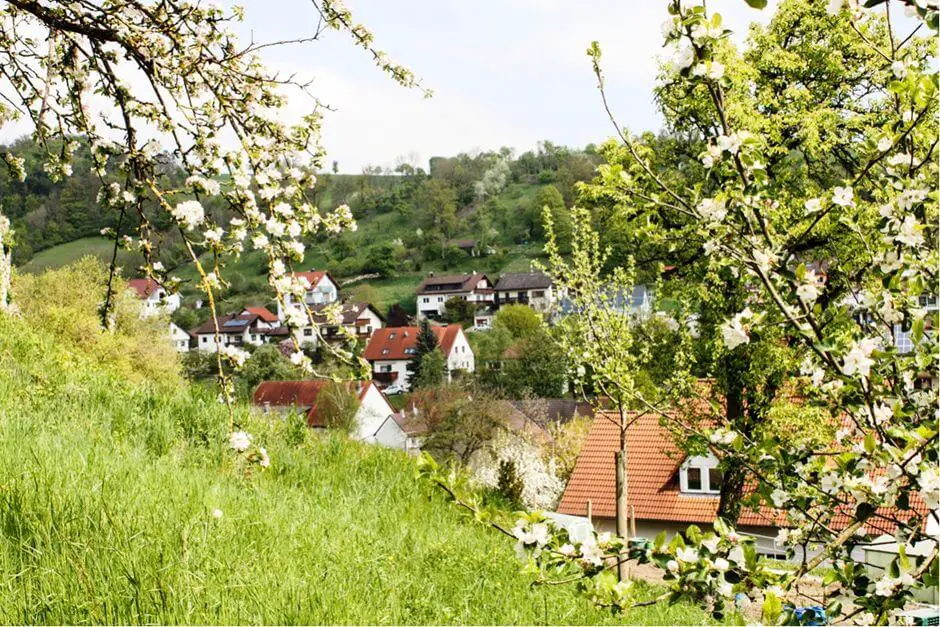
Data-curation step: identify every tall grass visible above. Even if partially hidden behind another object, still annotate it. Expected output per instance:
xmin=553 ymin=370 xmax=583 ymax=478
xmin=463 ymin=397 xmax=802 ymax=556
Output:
xmin=0 ymin=306 xmax=713 ymax=624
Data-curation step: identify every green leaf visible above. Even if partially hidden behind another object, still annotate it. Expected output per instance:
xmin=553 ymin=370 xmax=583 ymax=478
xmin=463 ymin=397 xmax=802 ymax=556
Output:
xmin=762 ymin=591 xmax=782 ymax=624
xmin=743 ymin=0 xmax=768 ymax=8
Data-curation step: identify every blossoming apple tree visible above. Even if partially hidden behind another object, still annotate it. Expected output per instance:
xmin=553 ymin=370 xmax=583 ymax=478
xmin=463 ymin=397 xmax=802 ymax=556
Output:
xmin=0 ymin=1 xmax=422 ymax=454
xmin=424 ymin=0 xmax=937 ymax=623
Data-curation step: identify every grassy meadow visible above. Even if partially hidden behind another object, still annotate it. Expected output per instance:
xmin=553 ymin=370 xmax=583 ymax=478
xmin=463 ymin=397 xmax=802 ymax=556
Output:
xmin=0 ymin=263 xmax=715 ymax=625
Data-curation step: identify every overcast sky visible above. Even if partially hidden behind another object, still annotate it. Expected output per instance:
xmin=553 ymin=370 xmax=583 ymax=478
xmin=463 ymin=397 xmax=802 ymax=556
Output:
xmin=237 ymin=1 xmax=778 ymax=172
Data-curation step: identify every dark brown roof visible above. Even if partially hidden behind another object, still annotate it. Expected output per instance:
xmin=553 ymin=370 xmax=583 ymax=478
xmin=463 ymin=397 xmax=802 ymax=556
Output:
xmin=363 ymin=325 xmax=462 ymax=361
xmin=508 ymin=399 xmax=594 ymax=426
xmin=193 ymin=312 xmax=262 ymax=335
xmin=495 ymin=271 xmax=552 ymax=291
xmin=416 ymin=273 xmax=491 ymax=295
xmin=310 ymin=302 xmax=383 ymax=326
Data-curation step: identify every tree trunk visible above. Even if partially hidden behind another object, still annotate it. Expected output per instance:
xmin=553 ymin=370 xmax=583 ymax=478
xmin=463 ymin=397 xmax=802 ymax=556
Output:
xmin=0 ymin=214 xmax=11 ymax=313
xmin=615 ymin=430 xmax=630 ymax=582
xmin=717 ymin=383 xmax=746 ymax=521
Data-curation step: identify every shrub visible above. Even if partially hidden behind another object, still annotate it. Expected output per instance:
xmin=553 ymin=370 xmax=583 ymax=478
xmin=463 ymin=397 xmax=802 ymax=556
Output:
xmin=13 ymin=257 xmax=180 ymax=386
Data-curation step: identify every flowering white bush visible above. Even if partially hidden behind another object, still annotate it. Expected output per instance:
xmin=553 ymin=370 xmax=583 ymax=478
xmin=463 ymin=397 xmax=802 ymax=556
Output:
xmin=467 ymin=429 xmax=565 ymax=510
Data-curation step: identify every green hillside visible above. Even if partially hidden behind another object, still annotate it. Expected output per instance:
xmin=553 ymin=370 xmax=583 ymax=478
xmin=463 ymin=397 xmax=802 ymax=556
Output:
xmin=20 ymin=236 xmax=144 ymax=274
xmin=0 ymin=272 xmax=711 ymax=624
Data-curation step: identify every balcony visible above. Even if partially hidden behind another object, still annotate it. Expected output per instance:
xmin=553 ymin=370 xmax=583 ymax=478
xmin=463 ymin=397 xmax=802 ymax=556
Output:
xmin=373 ymin=371 xmax=399 ymax=385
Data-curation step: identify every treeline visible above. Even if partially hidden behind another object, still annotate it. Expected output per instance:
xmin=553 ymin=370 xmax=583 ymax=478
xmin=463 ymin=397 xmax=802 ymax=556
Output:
xmin=5 ymin=136 xmax=600 ymax=276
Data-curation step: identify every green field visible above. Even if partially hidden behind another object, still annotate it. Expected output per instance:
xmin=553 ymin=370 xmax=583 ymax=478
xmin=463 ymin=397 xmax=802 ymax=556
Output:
xmin=20 ymin=236 xmax=143 ymax=274
xmin=0 ymin=285 xmax=715 ymax=625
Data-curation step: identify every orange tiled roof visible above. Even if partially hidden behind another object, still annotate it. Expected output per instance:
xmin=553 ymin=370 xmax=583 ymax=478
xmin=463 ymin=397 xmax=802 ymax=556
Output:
xmin=557 ymin=412 xmax=928 ymax=534
xmin=243 ymin=306 xmax=278 ymax=323
xmin=363 ymin=325 xmax=461 ymax=361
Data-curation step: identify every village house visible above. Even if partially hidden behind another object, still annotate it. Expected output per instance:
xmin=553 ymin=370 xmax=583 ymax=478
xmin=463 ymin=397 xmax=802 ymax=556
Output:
xmin=557 ymin=412 xmax=931 ymax=564
xmin=302 ymin=301 xmax=384 ymax=346
xmin=277 ymin=271 xmax=340 ymax=321
xmin=169 ymin=322 xmax=191 ymax=352
xmin=362 ymin=324 xmax=474 ymax=391
xmin=252 ymin=380 xmax=410 ymax=450
xmin=127 ymin=278 xmax=181 ymax=317
xmin=415 ymin=273 xmax=494 ymax=319
xmin=494 ymin=271 xmax=555 ymax=313
xmin=193 ymin=309 xmax=281 ymax=352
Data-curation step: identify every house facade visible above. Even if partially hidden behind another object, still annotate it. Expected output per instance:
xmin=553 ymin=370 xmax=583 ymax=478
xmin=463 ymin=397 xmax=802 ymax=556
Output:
xmin=277 ymin=271 xmax=340 ymax=321
xmin=252 ymin=380 xmax=408 ymax=450
xmin=494 ymin=271 xmax=555 ymax=313
xmin=362 ymin=324 xmax=474 ymax=390
xmin=169 ymin=322 xmax=191 ymax=352
xmin=193 ymin=311 xmax=281 ymax=352
xmin=127 ymin=278 xmax=181 ymax=317
xmin=304 ymin=301 xmax=384 ymax=346
xmin=416 ymin=273 xmax=494 ymax=319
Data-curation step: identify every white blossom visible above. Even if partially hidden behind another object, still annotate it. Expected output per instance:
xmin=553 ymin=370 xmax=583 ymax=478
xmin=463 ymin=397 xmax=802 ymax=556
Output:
xmin=229 ymin=430 xmax=252 ymax=452
xmin=171 ymin=200 xmax=205 ymax=230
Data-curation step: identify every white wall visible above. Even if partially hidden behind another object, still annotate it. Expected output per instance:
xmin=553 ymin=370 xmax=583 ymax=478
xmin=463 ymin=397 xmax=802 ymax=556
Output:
xmin=446 ymin=329 xmax=475 ymax=374
xmin=140 ymin=290 xmax=181 ymax=318
xmin=371 ymin=359 xmax=411 ymax=389
xmin=351 ymin=308 xmax=383 ymax=337
xmin=279 ymin=275 xmax=339 ymax=320
xmin=371 ymin=416 xmax=410 ymax=451
xmin=169 ymin=322 xmax=190 ymax=352
xmin=353 ymin=384 xmax=394 ymax=441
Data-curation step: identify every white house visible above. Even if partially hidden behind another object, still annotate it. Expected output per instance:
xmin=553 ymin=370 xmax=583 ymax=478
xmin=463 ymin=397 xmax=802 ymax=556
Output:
xmin=252 ymin=380 xmax=410 ymax=451
xmin=415 ymin=273 xmax=494 ymax=319
xmin=169 ymin=322 xmax=191 ymax=352
xmin=277 ymin=271 xmax=340 ymax=321
xmin=304 ymin=301 xmax=384 ymax=346
xmin=193 ymin=309 xmax=281 ymax=352
xmin=494 ymin=271 xmax=555 ymax=313
xmin=127 ymin=278 xmax=181 ymax=317
xmin=363 ymin=324 xmax=474 ymax=391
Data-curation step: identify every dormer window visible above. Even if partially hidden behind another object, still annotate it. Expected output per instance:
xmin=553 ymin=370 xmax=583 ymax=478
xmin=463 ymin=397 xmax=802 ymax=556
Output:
xmin=382 ymin=348 xmax=390 ymax=355
xmin=388 ymin=332 xmax=397 ymax=339
xmin=679 ymin=455 xmax=722 ymax=494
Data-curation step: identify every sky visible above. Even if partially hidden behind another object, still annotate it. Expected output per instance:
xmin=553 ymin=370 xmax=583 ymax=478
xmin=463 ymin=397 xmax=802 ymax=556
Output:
xmin=233 ymin=1 xmax=778 ymax=172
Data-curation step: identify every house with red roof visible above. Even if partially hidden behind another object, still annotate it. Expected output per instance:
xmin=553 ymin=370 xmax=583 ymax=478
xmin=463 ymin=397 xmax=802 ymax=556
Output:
xmin=253 ymin=380 xmax=410 ymax=450
xmin=277 ymin=271 xmax=340 ymax=321
xmin=363 ymin=324 xmax=474 ymax=391
xmin=416 ymin=273 xmax=493 ymax=319
xmin=126 ymin=277 xmax=180 ymax=317
xmin=557 ymin=412 xmax=931 ymax=560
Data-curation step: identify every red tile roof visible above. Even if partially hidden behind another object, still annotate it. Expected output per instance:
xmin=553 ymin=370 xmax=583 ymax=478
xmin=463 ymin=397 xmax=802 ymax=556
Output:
xmin=243 ymin=306 xmax=278 ymax=323
xmin=557 ymin=412 xmax=928 ymax=534
xmin=252 ymin=380 xmax=377 ymax=428
xmin=127 ymin=278 xmax=161 ymax=299
xmin=292 ymin=271 xmax=338 ymax=290
xmin=362 ymin=325 xmax=462 ymax=361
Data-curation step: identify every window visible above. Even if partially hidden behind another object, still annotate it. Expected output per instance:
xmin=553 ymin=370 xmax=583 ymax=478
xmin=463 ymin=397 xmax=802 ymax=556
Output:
xmin=709 ymin=467 xmax=723 ymax=492
xmin=303 ymin=328 xmax=313 ymax=337
xmin=533 ymin=290 xmax=545 ymax=298
xmin=437 ymin=296 xmax=444 ymax=303
xmin=381 ymin=365 xmax=392 ymax=372
xmin=423 ymin=297 xmax=429 ymax=303
xmin=382 ymin=348 xmax=390 ymax=355
xmin=201 ymin=336 xmax=207 ymax=344
xmin=680 ymin=455 xmax=721 ymax=494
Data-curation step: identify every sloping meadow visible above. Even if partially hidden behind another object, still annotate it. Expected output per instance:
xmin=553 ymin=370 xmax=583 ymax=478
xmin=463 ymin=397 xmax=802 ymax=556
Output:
xmin=0 ymin=311 xmax=713 ymax=625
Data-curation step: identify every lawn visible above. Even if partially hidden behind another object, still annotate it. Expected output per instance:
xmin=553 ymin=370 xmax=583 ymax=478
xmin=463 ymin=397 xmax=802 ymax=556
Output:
xmin=0 ymin=304 xmax=717 ymax=625
xmin=19 ymin=236 xmax=143 ymax=274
